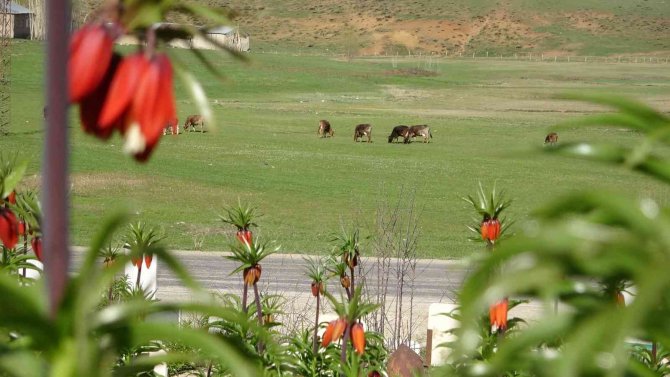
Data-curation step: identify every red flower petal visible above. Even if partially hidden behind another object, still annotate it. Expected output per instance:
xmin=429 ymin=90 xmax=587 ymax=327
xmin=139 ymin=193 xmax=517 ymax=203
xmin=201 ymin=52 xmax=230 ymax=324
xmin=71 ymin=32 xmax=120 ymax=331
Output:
xmin=99 ymin=53 xmax=148 ymax=128
xmin=321 ymin=321 xmax=335 ymax=347
xmin=69 ymin=24 xmax=114 ymax=103
xmin=79 ymin=53 xmax=122 ymax=139
xmin=144 ymin=254 xmax=153 ymax=268
xmin=0 ymin=208 xmax=19 ymax=249
xmin=351 ymin=323 xmax=366 ymax=355
xmin=31 ymin=237 xmax=42 ymax=261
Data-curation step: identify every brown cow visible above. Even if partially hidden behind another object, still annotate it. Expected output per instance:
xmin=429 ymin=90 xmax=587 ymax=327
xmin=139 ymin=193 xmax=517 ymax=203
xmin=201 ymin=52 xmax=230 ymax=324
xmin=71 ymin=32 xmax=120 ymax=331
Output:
xmin=184 ymin=115 xmax=205 ymax=132
xmin=162 ymin=117 xmax=180 ymax=135
xmin=318 ymin=119 xmax=334 ymax=137
xmin=354 ymin=124 xmax=372 ymax=142
xmin=388 ymin=125 xmax=409 ymax=143
xmin=544 ymin=132 xmax=558 ymax=146
xmin=404 ymin=125 xmax=432 ymax=143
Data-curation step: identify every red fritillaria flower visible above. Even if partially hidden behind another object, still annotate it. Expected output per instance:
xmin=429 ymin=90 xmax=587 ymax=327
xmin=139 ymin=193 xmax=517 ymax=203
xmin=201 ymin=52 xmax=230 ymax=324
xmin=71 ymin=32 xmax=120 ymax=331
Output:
xmin=31 ymin=237 xmax=42 ymax=261
xmin=368 ymin=371 xmax=381 ymax=377
xmin=7 ymin=191 xmax=16 ymax=204
xmin=78 ymin=53 xmax=122 ymax=139
xmin=311 ymin=281 xmax=323 ymax=297
xmin=236 ymin=229 xmax=252 ymax=245
xmin=351 ymin=322 xmax=366 ymax=355
xmin=481 ymin=218 xmax=501 ymax=243
xmin=0 ymin=207 xmax=19 ymax=249
xmin=123 ymin=54 xmax=177 ymax=162
xmin=18 ymin=221 xmax=26 ymax=236
xmin=321 ymin=318 xmax=347 ymax=347
xmin=243 ymin=264 xmax=262 ymax=285
xmin=132 ymin=256 xmax=143 ymax=268
xmin=69 ymin=24 xmax=115 ymax=103
xmin=489 ymin=298 xmax=508 ymax=331
xmin=144 ymin=254 xmax=153 ymax=268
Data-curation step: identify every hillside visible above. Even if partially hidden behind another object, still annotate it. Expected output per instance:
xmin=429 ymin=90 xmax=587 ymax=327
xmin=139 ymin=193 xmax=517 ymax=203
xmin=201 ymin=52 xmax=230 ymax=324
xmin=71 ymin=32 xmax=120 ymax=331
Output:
xmin=202 ymin=0 xmax=670 ymax=56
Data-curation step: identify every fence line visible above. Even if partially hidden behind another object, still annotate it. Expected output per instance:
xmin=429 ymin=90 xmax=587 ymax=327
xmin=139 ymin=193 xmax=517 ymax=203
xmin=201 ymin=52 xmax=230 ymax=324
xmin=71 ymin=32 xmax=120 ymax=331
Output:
xmin=253 ymin=48 xmax=670 ymax=64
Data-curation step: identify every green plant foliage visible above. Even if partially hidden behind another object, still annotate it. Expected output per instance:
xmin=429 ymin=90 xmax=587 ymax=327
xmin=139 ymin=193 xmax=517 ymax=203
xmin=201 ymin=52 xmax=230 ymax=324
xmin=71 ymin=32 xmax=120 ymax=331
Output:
xmin=220 ymin=201 xmax=261 ymax=231
xmin=445 ymin=96 xmax=670 ymax=377
xmin=0 ymin=213 xmax=260 ymax=377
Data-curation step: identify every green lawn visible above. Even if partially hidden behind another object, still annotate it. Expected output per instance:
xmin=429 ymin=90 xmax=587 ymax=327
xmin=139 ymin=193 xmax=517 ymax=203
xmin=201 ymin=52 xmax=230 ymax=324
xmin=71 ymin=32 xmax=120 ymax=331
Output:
xmin=3 ymin=40 xmax=670 ymax=258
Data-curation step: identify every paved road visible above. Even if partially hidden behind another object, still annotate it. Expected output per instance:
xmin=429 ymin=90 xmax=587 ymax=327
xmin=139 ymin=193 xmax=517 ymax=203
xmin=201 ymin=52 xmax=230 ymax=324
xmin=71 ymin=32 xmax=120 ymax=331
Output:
xmin=71 ymin=249 xmax=470 ymax=302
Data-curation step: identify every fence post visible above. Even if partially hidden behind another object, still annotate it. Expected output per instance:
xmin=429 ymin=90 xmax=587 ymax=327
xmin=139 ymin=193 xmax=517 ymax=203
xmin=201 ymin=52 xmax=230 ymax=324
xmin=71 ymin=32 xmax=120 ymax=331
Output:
xmin=486 ymin=51 xmax=488 ymax=57
xmin=472 ymin=52 xmax=475 ymax=59
xmin=554 ymin=56 xmax=557 ymax=62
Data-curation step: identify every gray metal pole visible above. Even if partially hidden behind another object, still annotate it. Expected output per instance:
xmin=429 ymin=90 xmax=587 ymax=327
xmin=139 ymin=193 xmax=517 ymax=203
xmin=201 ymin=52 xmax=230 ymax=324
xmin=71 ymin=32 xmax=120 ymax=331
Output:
xmin=44 ymin=0 xmax=71 ymax=318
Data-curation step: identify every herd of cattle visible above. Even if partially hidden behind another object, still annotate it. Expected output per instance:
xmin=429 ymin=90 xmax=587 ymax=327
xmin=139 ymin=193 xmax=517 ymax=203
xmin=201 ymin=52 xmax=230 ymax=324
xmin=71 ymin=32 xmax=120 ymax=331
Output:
xmin=318 ymin=120 xmax=433 ymax=144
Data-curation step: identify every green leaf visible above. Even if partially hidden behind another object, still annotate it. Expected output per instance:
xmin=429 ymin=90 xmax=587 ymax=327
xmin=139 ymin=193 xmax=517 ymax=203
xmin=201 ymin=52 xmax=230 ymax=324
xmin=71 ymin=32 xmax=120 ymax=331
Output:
xmin=1 ymin=158 xmax=28 ymax=198
xmin=0 ymin=351 xmax=43 ymax=377
xmin=129 ymin=322 xmax=259 ymax=377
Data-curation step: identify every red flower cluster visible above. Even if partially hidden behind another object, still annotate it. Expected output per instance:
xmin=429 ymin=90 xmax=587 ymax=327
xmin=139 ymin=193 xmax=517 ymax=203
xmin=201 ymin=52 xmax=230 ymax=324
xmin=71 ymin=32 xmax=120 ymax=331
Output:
xmin=321 ymin=318 xmax=346 ymax=347
xmin=481 ymin=218 xmax=501 ymax=243
xmin=131 ymin=254 xmax=154 ymax=268
xmin=69 ymin=24 xmax=177 ymax=162
xmin=243 ymin=264 xmax=262 ymax=285
xmin=489 ymin=298 xmax=508 ymax=332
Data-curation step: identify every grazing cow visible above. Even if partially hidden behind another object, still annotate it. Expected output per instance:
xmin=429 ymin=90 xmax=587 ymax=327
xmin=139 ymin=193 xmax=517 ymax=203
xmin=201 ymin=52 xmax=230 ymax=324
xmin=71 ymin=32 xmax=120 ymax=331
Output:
xmin=162 ymin=117 xmax=180 ymax=135
xmin=354 ymin=124 xmax=372 ymax=142
xmin=544 ymin=132 xmax=558 ymax=146
xmin=404 ymin=125 xmax=432 ymax=143
xmin=388 ymin=125 xmax=409 ymax=143
xmin=184 ymin=115 xmax=205 ymax=132
xmin=318 ymin=119 xmax=334 ymax=137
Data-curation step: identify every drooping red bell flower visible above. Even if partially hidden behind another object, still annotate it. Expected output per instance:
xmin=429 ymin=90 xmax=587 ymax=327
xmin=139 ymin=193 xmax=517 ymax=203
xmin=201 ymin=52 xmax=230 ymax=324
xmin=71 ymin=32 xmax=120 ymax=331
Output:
xmin=69 ymin=24 xmax=115 ymax=103
xmin=7 ymin=191 xmax=16 ymax=204
xmin=18 ymin=221 xmax=26 ymax=236
xmin=351 ymin=322 xmax=366 ymax=355
xmin=144 ymin=254 xmax=153 ymax=268
xmin=236 ymin=229 xmax=252 ymax=245
xmin=31 ymin=236 xmax=42 ymax=261
xmin=489 ymin=298 xmax=508 ymax=331
xmin=78 ymin=53 xmax=122 ymax=139
xmin=368 ymin=371 xmax=381 ymax=377
xmin=132 ymin=256 xmax=143 ymax=268
xmin=243 ymin=264 xmax=262 ymax=285
xmin=0 ymin=207 xmax=19 ymax=249
xmin=481 ymin=218 xmax=501 ymax=243
xmin=321 ymin=318 xmax=347 ymax=347
xmin=311 ymin=281 xmax=323 ymax=297
xmin=98 ymin=52 xmax=149 ymax=129
xmin=123 ymin=54 xmax=177 ymax=162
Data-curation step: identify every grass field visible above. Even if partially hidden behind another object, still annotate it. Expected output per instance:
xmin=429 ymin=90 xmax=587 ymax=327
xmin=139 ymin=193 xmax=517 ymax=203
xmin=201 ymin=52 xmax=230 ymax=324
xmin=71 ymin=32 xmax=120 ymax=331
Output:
xmin=3 ymin=40 xmax=670 ymax=258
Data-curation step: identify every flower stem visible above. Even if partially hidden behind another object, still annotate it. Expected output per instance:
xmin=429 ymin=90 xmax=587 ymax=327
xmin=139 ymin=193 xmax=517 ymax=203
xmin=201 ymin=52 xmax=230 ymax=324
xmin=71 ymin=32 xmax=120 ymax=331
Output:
xmin=253 ymin=282 xmax=264 ymax=354
xmin=242 ymin=283 xmax=248 ymax=313
xmin=312 ymin=294 xmax=320 ymax=354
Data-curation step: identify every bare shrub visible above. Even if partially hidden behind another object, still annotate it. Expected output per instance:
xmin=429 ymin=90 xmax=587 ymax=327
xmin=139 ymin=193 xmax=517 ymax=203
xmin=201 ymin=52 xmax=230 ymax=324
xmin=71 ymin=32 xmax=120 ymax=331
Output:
xmin=364 ymin=187 xmax=421 ymax=351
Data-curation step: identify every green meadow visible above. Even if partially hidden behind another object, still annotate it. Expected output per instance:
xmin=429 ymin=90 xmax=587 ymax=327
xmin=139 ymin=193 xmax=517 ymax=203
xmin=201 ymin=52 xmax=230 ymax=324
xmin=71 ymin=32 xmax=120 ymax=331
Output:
xmin=3 ymin=40 xmax=670 ymax=258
